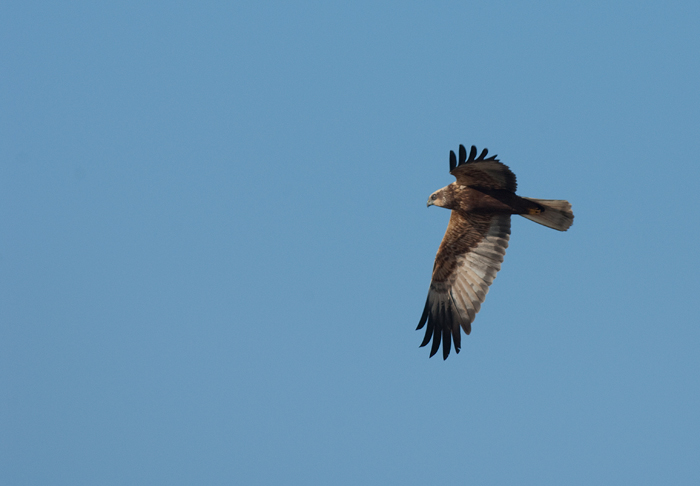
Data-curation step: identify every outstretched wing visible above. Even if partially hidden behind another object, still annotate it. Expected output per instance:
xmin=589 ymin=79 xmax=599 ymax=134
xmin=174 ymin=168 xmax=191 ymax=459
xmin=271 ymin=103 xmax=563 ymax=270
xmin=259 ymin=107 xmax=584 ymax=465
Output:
xmin=449 ymin=145 xmax=517 ymax=192
xmin=417 ymin=212 xmax=511 ymax=359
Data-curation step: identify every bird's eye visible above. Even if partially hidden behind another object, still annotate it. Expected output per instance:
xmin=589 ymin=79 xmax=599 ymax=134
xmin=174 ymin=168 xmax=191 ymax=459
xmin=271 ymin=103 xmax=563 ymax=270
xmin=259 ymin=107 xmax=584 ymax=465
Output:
xmin=431 ymin=194 xmax=437 ymax=200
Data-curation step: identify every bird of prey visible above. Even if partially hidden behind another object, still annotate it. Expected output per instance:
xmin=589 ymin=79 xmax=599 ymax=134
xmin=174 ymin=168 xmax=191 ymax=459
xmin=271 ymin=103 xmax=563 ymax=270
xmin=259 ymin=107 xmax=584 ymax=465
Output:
xmin=418 ymin=144 xmax=573 ymax=359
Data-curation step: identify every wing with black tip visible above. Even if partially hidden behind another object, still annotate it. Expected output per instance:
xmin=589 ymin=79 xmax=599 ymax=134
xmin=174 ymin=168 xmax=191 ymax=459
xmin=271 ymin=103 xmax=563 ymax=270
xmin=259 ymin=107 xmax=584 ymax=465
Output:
xmin=417 ymin=211 xmax=511 ymax=359
xmin=449 ymin=144 xmax=517 ymax=192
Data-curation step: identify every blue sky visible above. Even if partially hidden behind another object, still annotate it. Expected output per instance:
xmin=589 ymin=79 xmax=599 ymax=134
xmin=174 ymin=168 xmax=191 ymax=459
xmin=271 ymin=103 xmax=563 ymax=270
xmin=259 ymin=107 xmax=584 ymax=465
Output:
xmin=2 ymin=1 xmax=699 ymax=484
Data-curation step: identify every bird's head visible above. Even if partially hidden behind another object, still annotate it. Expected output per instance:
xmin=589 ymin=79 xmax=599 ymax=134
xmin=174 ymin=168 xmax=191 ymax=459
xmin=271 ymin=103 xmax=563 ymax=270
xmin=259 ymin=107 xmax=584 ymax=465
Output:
xmin=427 ymin=185 xmax=456 ymax=209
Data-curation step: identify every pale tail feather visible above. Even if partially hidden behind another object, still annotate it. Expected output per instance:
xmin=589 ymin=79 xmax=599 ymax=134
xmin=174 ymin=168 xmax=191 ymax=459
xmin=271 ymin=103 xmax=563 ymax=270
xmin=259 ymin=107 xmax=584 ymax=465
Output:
xmin=520 ymin=198 xmax=574 ymax=231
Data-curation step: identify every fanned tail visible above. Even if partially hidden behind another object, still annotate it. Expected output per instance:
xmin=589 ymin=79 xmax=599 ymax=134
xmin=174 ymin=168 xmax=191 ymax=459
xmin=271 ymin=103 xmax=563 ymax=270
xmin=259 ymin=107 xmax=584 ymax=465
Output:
xmin=520 ymin=198 xmax=574 ymax=231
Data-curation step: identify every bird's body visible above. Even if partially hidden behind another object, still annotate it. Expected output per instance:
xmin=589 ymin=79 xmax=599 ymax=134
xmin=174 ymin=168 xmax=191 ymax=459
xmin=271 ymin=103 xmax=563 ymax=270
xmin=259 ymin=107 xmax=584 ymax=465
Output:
xmin=419 ymin=145 xmax=573 ymax=359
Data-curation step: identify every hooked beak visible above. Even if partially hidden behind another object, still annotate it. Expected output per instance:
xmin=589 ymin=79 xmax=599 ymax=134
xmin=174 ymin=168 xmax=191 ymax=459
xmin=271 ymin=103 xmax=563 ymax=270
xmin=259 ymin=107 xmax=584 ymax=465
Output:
xmin=427 ymin=200 xmax=434 ymax=207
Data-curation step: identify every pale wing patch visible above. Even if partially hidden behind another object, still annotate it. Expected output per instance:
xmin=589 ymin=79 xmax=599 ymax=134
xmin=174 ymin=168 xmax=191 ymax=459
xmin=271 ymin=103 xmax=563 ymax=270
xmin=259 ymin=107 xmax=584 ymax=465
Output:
xmin=448 ymin=215 xmax=510 ymax=331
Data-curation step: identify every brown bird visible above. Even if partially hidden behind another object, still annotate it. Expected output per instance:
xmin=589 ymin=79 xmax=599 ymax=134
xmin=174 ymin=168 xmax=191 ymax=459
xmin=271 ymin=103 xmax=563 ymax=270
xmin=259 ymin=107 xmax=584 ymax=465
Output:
xmin=418 ymin=144 xmax=573 ymax=359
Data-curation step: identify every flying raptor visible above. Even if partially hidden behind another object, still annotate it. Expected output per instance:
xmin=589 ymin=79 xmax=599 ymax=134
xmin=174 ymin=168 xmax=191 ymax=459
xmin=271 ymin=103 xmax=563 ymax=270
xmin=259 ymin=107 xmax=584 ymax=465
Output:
xmin=418 ymin=144 xmax=573 ymax=359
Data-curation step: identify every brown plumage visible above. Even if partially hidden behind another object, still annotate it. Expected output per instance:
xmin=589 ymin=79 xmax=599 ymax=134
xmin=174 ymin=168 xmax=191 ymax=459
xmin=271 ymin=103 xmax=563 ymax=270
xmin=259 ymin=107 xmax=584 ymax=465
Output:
xmin=418 ymin=144 xmax=574 ymax=359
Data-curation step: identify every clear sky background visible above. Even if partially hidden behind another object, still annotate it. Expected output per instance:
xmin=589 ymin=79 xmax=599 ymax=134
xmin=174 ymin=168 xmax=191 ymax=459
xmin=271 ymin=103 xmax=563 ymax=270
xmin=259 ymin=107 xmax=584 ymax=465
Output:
xmin=2 ymin=2 xmax=699 ymax=485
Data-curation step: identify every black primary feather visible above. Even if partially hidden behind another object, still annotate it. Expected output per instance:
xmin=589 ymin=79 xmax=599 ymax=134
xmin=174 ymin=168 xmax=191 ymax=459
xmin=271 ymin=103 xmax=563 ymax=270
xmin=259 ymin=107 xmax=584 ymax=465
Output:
xmin=449 ymin=151 xmax=456 ymax=172
xmin=418 ymin=299 xmax=433 ymax=348
xmin=449 ymin=293 xmax=462 ymax=354
xmin=452 ymin=322 xmax=461 ymax=355
xmin=429 ymin=312 xmax=442 ymax=358
xmin=477 ymin=148 xmax=488 ymax=160
xmin=441 ymin=304 xmax=455 ymax=359
xmin=468 ymin=145 xmax=477 ymax=162
xmin=420 ymin=323 xmax=433 ymax=348
xmin=442 ymin=322 xmax=452 ymax=360
xmin=458 ymin=145 xmax=467 ymax=166
xmin=417 ymin=297 xmax=430 ymax=330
